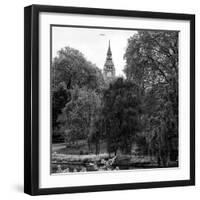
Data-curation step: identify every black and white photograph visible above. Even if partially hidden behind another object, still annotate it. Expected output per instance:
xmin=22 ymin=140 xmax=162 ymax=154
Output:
xmin=51 ymin=26 xmax=179 ymax=174
xmin=23 ymin=4 xmax=195 ymax=195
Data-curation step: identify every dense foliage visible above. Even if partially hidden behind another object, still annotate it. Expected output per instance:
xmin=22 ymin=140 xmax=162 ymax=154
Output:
xmin=102 ymin=78 xmax=141 ymax=155
xmin=52 ymin=47 xmax=104 ymax=91
xmin=52 ymin=83 xmax=71 ymax=142
xmin=52 ymin=47 xmax=105 ymax=142
xmin=58 ymin=87 xmax=101 ymax=148
xmin=124 ymin=31 xmax=178 ymax=166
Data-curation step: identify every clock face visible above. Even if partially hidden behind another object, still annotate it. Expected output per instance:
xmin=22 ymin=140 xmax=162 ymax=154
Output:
xmin=107 ymin=71 xmax=112 ymax=77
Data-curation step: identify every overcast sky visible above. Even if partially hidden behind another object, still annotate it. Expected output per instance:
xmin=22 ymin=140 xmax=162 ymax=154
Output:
xmin=52 ymin=26 xmax=137 ymax=76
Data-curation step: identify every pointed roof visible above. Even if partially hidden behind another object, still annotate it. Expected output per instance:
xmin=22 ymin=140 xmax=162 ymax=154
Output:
xmin=104 ymin=40 xmax=115 ymax=71
xmin=107 ymin=40 xmax=112 ymax=56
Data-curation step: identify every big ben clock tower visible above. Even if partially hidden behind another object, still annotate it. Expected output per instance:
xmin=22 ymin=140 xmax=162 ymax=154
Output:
xmin=103 ymin=40 xmax=116 ymax=82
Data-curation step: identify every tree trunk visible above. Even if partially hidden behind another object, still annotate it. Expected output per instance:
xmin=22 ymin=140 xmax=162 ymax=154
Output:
xmin=88 ymin=141 xmax=91 ymax=153
xmin=95 ymin=141 xmax=100 ymax=155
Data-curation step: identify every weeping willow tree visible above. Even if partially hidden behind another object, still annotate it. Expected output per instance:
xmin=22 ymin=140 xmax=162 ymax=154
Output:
xmin=124 ymin=31 xmax=178 ymax=166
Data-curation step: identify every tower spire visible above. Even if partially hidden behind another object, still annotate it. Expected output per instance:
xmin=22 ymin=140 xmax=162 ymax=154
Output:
xmin=103 ymin=40 xmax=115 ymax=82
xmin=107 ymin=40 xmax=112 ymax=56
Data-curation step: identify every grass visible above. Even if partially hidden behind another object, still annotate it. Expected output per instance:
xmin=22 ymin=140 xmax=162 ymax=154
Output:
xmin=52 ymin=152 xmax=110 ymax=163
xmin=52 ymin=139 xmax=108 ymax=155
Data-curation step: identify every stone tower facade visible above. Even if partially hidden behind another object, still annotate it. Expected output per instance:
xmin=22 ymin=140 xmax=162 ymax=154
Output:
xmin=103 ymin=40 xmax=115 ymax=82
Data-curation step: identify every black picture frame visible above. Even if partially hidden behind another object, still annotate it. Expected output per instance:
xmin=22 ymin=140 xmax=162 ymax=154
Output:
xmin=24 ymin=4 xmax=195 ymax=196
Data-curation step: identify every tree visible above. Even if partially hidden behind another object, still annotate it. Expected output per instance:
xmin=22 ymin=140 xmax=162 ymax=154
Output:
xmin=51 ymin=47 xmax=105 ymax=143
xmin=102 ymin=78 xmax=142 ymax=155
xmin=144 ymin=83 xmax=178 ymax=166
xmin=58 ymin=87 xmax=102 ymax=149
xmin=52 ymin=82 xmax=71 ymax=142
xmin=88 ymin=109 xmax=103 ymax=155
xmin=124 ymin=31 xmax=178 ymax=166
xmin=52 ymin=46 xmax=105 ymax=92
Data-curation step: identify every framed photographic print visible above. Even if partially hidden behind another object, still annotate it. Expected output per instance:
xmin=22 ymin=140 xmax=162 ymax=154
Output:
xmin=24 ymin=4 xmax=195 ymax=195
